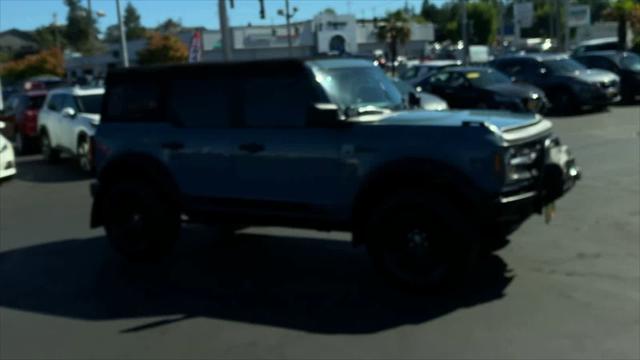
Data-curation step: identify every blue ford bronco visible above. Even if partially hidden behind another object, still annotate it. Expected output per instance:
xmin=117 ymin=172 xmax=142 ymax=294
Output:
xmin=90 ymin=58 xmax=580 ymax=290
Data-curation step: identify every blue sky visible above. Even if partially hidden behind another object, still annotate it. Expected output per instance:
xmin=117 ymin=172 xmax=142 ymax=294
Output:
xmin=0 ymin=0 xmax=433 ymax=33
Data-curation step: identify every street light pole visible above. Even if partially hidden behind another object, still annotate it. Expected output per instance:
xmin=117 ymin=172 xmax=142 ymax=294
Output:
xmin=219 ymin=0 xmax=232 ymax=61
xmin=285 ymin=0 xmax=293 ymax=56
xmin=460 ymin=0 xmax=469 ymax=65
xmin=115 ymin=0 xmax=129 ymax=67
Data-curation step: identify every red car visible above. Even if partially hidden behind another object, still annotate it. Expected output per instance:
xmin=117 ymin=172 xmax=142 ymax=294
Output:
xmin=0 ymin=90 xmax=47 ymax=154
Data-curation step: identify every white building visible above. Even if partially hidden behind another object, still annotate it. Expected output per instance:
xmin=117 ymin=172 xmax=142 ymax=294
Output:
xmin=65 ymin=11 xmax=434 ymax=78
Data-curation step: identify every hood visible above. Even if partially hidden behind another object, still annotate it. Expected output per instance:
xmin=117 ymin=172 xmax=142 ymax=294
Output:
xmin=78 ymin=113 xmax=100 ymax=125
xmin=356 ymin=109 xmax=542 ymax=132
xmin=483 ymin=83 xmax=543 ymax=99
xmin=562 ymin=68 xmax=619 ymax=84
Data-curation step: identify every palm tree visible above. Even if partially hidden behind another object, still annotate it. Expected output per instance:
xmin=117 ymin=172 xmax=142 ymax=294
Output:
xmin=376 ymin=10 xmax=412 ymax=74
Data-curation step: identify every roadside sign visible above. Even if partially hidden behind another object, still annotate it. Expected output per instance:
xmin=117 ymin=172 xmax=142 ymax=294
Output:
xmin=188 ymin=30 xmax=204 ymax=63
xmin=514 ymin=2 xmax=534 ymax=29
xmin=569 ymin=5 xmax=591 ymax=27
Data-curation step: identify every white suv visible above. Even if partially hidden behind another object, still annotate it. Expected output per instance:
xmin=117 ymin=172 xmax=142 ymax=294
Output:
xmin=38 ymin=86 xmax=104 ymax=171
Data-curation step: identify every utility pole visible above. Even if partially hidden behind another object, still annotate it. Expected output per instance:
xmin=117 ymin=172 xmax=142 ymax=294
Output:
xmin=564 ymin=0 xmax=570 ymax=52
xmin=278 ymin=0 xmax=298 ymax=57
xmin=460 ymin=0 xmax=469 ymax=65
xmin=115 ymin=0 xmax=129 ymax=67
xmin=219 ymin=0 xmax=232 ymax=61
xmin=88 ymin=0 xmax=92 ymax=20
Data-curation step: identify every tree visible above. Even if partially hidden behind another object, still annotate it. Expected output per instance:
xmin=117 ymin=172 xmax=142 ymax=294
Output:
xmin=467 ymin=1 xmax=498 ymax=44
xmin=602 ymin=0 xmax=638 ymax=50
xmin=33 ymin=24 xmax=67 ymax=50
xmin=64 ymin=0 xmax=100 ymax=54
xmin=124 ymin=2 xmax=146 ymax=40
xmin=137 ymin=32 xmax=188 ymax=65
xmin=377 ymin=10 xmax=412 ymax=73
xmin=0 ymin=48 xmax=64 ymax=83
xmin=155 ymin=18 xmax=183 ymax=35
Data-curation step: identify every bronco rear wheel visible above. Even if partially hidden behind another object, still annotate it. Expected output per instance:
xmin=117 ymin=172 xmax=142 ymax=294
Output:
xmin=103 ymin=180 xmax=180 ymax=261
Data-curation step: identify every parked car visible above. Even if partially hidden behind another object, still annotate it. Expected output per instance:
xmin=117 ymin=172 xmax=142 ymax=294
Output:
xmin=0 ymin=121 xmax=17 ymax=181
xmin=415 ymin=66 xmax=549 ymax=113
xmin=398 ymin=60 xmax=462 ymax=85
xmin=573 ymin=51 xmax=640 ymax=102
xmin=491 ymin=53 xmax=620 ymax=114
xmin=392 ymin=79 xmax=449 ymax=111
xmin=0 ymin=90 xmax=47 ymax=154
xmin=572 ymin=37 xmax=622 ymax=56
xmin=38 ymin=86 xmax=104 ymax=172
xmin=91 ymin=59 xmax=580 ymax=291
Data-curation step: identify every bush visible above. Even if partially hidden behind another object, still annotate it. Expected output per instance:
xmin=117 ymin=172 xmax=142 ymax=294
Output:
xmin=0 ymin=48 xmax=64 ymax=83
xmin=137 ymin=32 xmax=188 ymax=66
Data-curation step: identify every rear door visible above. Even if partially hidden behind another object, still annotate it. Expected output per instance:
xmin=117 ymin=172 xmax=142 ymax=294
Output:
xmin=40 ymin=94 xmax=64 ymax=146
xmin=162 ymin=71 xmax=237 ymax=201
xmin=59 ymin=94 xmax=79 ymax=150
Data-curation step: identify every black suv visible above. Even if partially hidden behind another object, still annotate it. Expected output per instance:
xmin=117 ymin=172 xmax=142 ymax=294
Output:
xmin=91 ymin=59 xmax=580 ymax=291
xmin=491 ymin=53 xmax=620 ymax=114
xmin=573 ymin=51 xmax=640 ymax=103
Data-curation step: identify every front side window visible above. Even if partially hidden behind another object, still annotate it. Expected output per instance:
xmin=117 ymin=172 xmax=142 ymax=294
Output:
xmin=47 ymin=94 xmax=64 ymax=111
xmin=243 ymin=76 xmax=314 ymax=128
xmin=62 ymin=95 xmax=78 ymax=111
xmin=465 ymin=69 xmax=511 ymax=87
xmin=543 ymin=58 xmax=587 ymax=74
xmin=312 ymin=65 xmax=404 ymax=113
xmin=167 ymin=78 xmax=231 ymax=128
xmin=75 ymin=94 xmax=103 ymax=114
xmin=620 ymin=53 xmax=640 ymax=72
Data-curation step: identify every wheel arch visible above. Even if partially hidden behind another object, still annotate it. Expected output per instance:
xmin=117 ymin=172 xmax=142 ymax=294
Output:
xmin=91 ymin=152 xmax=180 ymax=228
xmin=351 ymin=157 xmax=480 ymax=243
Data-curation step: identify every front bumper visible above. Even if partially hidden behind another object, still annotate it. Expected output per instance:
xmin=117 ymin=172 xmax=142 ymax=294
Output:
xmin=493 ymin=141 xmax=581 ymax=222
xmin=576 ymin=85 xmax=620 ymax=106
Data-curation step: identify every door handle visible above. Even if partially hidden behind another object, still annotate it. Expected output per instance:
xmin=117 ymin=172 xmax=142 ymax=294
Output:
xmin=160 ymin=141 xmax=184 ymax=151
xmin=238 ymin=142 xmax=265 ymax=154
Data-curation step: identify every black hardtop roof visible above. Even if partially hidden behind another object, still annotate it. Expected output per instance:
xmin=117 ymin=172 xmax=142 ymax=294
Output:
xmin=107 ymin=57 xmax=373 ymax=78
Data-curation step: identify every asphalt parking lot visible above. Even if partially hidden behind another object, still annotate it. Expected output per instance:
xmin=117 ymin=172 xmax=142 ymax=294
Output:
xmin=0 ymin=105 xmax=638 ymax=359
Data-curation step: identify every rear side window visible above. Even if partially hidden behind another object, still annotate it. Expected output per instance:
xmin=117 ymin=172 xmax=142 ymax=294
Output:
xmin=167 ymin=78 xmax=232 ymax=128
xmin=104 ymin=81 xmax=162 ymax=122
xmin=243 ymin=76 xmax=313 ymax=128
xmin=62 ymin=95 xmax=78 ymax=111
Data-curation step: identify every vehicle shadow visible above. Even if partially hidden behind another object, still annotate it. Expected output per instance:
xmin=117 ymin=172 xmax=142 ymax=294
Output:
xmin=0 ymin=227 xmax=513 ymax=334
xmin=14 ymin=156 xmax=90 ymax=183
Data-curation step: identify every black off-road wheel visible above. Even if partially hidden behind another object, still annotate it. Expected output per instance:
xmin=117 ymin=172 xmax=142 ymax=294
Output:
xmin=363 ymin=191 xmax=478 ymax=292
xmin=40 ymin=131 xmax=60 ymax=162
xmin=103 ymin=180 xmax=180 ymax=261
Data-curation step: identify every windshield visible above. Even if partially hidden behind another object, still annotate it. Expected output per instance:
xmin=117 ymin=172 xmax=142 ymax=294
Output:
xmin=544 ymin=58 xmax=587 ymax=74
xmin=312 ymin=66 xmax=404 ymax=113
xmin=620 ymin=53 xmax=640 ymax=71
xmin=465 ymin=70 xmax=511 ymax=87
xmin=76 ymin=94 xmax=103 ymax=114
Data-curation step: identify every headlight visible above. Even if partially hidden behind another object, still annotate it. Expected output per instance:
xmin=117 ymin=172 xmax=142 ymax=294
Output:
xmin=502 ymin=145 xmax=541 ymax=183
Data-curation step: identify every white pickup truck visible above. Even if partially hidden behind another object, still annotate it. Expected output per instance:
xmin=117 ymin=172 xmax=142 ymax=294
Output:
xmin=38 ymin=86 xmax=104 ymax=172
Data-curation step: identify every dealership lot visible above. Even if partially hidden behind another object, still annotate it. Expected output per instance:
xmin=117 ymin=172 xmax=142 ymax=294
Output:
xmin=0 ymin=105 xmax=638 ymax=359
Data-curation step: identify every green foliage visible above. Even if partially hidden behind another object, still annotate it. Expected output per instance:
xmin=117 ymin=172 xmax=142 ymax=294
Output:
xmin=323 ymin=8 xmax=337 ymax=15
xmin=467 ymin=1 xmax=498 ymax=44
xmin=155 ymin=18 xmax=183 ymax=35
xmin=63 ymin=0 xmax=100 ymax=54
xmin=33 ymin=24 xmax=67 ymax=50
xmin=124 ymin=2 xmax=146 ymax=40
xmin=137 ymin=32 xmax=188 ymax=65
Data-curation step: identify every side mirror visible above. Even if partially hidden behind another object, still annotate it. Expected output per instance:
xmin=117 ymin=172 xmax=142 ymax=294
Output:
xmin=408 ymin=92 xmax=421 ymax=108
xmin=61 ymin=107 xmax=76 ymax=118
xmin=0 ymin=121 xmax=5 ymax=129
xmin=307 ymin=103 xmax=344 ymax=128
